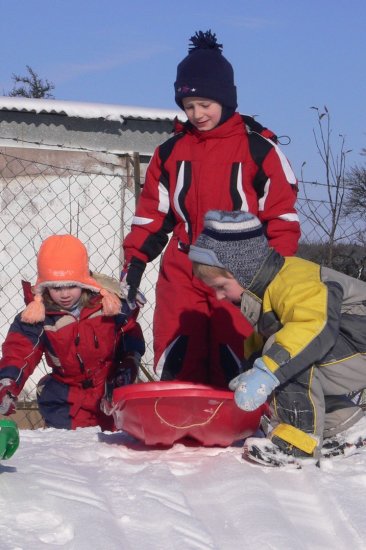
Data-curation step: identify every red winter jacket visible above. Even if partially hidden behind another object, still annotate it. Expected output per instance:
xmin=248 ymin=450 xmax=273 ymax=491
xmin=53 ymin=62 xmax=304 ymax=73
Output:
xmin=124 ymin=113 xmax=300 ymax=264
xmin=0 ymin=293 xmax=145 ymax=394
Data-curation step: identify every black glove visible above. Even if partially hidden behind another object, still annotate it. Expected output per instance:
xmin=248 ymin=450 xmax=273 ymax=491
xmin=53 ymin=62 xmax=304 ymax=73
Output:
xmin=103 ymin=351 xmax=141 ymax=407
xmin=114 ymin=352 xmax=141 ymax=387
xmin=121 ymin=257 xmax=146 ymax=309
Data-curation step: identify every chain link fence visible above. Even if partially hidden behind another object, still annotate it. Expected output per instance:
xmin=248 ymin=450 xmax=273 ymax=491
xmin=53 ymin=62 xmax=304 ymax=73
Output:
xmin=1 ymin=147 xmax=365 ymax=426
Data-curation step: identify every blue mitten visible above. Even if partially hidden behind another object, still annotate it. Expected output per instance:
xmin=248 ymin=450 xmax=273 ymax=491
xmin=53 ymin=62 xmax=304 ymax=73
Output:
xmin=229 ymin=358 xmax=279 ymax=411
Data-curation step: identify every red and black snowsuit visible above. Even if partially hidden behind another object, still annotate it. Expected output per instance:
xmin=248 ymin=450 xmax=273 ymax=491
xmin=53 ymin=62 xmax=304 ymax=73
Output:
xmin=123 ymin=113 xmax=300 ymax=387
xmin=0 ymin=287 xmax=145 ymax=430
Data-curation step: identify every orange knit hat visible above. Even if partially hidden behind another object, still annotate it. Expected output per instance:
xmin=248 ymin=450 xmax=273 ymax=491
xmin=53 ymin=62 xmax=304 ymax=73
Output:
xmin=21 ymin=235 xmax=121 ymax=323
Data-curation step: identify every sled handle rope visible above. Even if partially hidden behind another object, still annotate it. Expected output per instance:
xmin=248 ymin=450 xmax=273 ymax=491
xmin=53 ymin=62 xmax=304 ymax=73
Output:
xmin=154 ymin=398 xmax=225 ymax=429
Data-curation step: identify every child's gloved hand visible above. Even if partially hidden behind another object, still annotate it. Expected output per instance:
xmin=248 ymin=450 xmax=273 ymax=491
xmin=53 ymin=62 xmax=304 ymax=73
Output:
xmin=101 ymin=352 xmax=141 ymax=412
xmin=229 ymin=358 xmax=279 ymax=411
xmin=0 ymin=378 xmax=18 ymax=416
xmin=114 ymin=352 xmax=141 ymax=387
xmin=120 ymin=258 xmax=147 ymax=310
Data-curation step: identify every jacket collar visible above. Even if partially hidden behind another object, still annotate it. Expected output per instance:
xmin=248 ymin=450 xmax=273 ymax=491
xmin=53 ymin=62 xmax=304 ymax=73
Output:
xmin=247 ymin=249 xmax=285 ymax=299
xmin=181 ymin=112 xmax=245 ymax=141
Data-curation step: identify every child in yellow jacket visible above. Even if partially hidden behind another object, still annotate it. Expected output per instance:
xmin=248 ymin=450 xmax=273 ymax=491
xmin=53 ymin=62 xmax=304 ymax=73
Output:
xmin=188 ymin=210 xmax=366 ymax=467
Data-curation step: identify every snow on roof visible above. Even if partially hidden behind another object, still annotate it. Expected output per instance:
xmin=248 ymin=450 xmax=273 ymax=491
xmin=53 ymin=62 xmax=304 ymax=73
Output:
xmin=0 ymin=96 xmax=183 ymax=122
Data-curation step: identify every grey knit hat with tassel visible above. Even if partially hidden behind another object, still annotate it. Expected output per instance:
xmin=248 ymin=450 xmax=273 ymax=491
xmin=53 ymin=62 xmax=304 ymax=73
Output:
xmin=188 ymin=210 xmax=270 ymax=288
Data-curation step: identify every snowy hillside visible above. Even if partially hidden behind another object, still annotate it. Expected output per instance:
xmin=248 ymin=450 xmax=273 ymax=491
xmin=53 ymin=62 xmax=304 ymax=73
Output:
xmin=1 ymin=427 xmax=366 ymax=549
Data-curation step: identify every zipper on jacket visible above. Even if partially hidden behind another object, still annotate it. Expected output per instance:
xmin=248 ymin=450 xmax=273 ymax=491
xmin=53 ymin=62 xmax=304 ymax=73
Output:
xmin=93 ymin=332 xmax=99 ymax=348
xmin=76 ymin=353 xmax=85 ymax=373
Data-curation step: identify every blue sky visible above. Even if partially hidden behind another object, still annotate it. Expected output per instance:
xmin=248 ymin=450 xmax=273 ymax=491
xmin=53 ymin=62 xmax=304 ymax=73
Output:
xmin=0 ymin=0 xmax=365 ymax=187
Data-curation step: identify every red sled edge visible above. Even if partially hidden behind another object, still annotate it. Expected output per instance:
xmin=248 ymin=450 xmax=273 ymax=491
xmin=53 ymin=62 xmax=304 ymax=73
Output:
xmin=107 ymin=382 xmax=268 ymax=448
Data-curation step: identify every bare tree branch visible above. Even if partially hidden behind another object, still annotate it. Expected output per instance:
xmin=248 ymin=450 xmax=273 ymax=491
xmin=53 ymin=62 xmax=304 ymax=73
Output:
xmin=7 ymin=65 xmax=55 ymax=99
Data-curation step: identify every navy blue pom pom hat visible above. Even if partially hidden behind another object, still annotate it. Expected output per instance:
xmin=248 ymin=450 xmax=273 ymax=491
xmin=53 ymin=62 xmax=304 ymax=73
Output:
xmin=174 ymin=30 xmax=237 ymax=111
xmin=188 ymin=210 xmax=270 ymax=289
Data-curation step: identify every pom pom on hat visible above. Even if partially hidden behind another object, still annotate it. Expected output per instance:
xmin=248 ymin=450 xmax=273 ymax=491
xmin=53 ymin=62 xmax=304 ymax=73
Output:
xmin=188 ymin=210 xmax=270 ymax=289
xmin=21 ymin=235 xmax=121 ymax=323
xmin=99 ymin=288 xmax=122 ymax=317
xmin=174 ymin=30 xmax=237 ymax=111
xmin=20 ymin=293 xmax=46 ymax=324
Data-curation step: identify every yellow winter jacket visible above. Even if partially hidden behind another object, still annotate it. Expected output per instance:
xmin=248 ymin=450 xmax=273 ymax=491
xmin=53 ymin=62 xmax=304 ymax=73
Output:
xmin=248 ymin=253 xmax=366 ymax=383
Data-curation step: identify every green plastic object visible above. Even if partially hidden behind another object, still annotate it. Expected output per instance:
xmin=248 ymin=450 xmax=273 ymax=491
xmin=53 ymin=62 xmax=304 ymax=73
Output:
xmin=0 ymin=418 xmax=19 ymax=460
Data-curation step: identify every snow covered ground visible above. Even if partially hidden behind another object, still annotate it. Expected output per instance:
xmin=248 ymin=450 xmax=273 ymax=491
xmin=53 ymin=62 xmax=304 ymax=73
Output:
xmin=1 ymin=427 xmax=366 ymax=549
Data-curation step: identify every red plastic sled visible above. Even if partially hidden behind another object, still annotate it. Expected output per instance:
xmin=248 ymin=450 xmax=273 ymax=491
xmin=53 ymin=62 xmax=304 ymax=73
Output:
xmin=104 ymin=381 xmax=267 ymax=447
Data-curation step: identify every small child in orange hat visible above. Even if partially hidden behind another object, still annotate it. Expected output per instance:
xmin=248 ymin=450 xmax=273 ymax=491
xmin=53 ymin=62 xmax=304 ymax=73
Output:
xmin=0 ymin=235 xmax=145 ymax=430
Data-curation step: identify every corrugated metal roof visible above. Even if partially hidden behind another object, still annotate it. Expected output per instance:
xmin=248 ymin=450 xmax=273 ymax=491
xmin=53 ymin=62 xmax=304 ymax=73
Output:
xmin=0 ymin=96 xmax=184 ymax=122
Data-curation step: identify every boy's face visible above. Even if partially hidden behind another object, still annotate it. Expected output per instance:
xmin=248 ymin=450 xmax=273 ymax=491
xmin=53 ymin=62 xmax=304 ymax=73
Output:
xmin=201 ymin=274 xmax=244 ymax=304
xmin=182 ymin=97 xmax=222 ymax=131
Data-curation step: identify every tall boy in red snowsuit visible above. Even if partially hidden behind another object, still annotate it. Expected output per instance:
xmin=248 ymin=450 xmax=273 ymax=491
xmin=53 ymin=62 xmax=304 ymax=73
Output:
xmin=123 ymin=30 xmax=300 ymax=387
